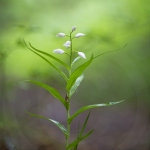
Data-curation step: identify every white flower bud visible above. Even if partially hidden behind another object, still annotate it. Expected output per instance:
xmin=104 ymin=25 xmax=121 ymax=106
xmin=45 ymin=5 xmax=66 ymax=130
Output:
xmin=53 ymin=49 xmax=65 ymax=54
xmin=75 ymin=33 xmax=85 ymax=38
xmin=72 ymin=26 xmax=76 ymax=32
xmin=63 ymin=41 xmax=71 ymax=48
xmin=78 ymin=52 xmax=86 ymax=59
xmin=56 ymin=33 xmax=66 ymax=37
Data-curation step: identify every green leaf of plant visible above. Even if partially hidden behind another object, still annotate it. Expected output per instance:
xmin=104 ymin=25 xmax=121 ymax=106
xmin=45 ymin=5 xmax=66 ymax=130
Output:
xmin=23 ymin=41 xmax=68 ymax=82
xmin=26 ymin=111 xmax=69 ymax=137
xmin=94 ymin=44 xmax=127 ymax=59
xmin=79 ymin=111 xmax=91 ymax=138
xmin=26 ymin=80 xmax=68 ymax=109
xmin=74 ymin=111 xmax=91 ymax=150
xmin=36 ymin=51 xmax=68 ymax=81
xmin=68 ymin=100 xmax=124 ymax=123
xmin=69 ymin=74 xmax=84 ymax=98
xmin=67 ymin=55 xmax=93 ymax=91
xmin=29 ymin=42 xmax=70 ymax=70
xmin=71 ymin=57 xmax=81 ymax=67
xmin=66 ymin=129 xmax=94 ymax=150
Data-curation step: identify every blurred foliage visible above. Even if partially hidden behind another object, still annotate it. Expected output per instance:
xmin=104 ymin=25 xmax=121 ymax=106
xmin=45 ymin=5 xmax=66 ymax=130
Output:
xmin=0 ymin=0 xmax=149 ymax=80
xmin=0 ymin=0 xmax=150 ymax=149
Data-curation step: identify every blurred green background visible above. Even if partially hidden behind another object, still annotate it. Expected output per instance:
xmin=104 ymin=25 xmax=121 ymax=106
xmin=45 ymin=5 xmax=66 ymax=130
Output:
xmin=0 ymin=0 xmax=150 ymax=149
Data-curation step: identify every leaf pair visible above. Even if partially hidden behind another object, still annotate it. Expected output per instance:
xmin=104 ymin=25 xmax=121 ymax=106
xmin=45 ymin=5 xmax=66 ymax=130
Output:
xmin=67 ymin=55 xmax=93 ymax=93
xmin=66 ymin=100 xmax=124 ymax=149
xmin=23 ymin=40 xmax=69 ymax=82
xmin=26 ymin=111 xmax=93 ymax=149
xmin=67 ymin=44 xmax=127 ymax=98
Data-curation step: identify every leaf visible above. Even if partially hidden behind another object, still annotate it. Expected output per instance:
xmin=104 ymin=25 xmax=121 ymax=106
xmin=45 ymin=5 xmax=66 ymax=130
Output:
xmin=29 ymin=42 xmax=70 ymax=70
xmin=23 ymin=40 xmax=68 ymax=82
xmin=26 ymin=111 xmax=68 ymax=137
xmin=66 ymin=130 xmax=94 ymax=150
xmin=69 ymin=74 xmax=84 ymax=98
xmin=78 ymin=111 xmax=91 ymax=138
xmin=94 ymin=44 xmax=127 ymax=59
xmin=67 ymin=55 xmax=93 ymax=91
xmin=74 ymin=112 xmax=91 ymax=150
xmin=35 ymin=51 xmax=68 ymax=81
xmin=71 ymin=57 xmax=81 ymax=67
xmin=68 ymin=100 xmax=124 ymax=123
xmin=26 ymin=80 xmax=68 ymax=109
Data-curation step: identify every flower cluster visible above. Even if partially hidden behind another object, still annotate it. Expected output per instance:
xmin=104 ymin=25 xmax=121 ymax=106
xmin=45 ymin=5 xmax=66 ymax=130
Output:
xmin=53 ymin=26 xmax=86 ymax=59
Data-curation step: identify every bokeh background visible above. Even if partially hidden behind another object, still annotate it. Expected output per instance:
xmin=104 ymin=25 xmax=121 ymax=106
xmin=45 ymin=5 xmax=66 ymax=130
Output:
xmin=0 ymin=0 xmax=150 ymax=149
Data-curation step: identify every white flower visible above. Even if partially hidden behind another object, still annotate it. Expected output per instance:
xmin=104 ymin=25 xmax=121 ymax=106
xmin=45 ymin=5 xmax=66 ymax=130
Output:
xmin=53 ymin=49 xmax=65 ymax=54
xmin=56 ymin=33 xmax=66 ymax=37
xmin=63 ymin=41 xmax=71 ymax=48
xmin=78 ymin=52 xmax=86 ymax=59
xmin=72 ymin=26 xmax=76 ymax=32
xmin=75 ymin=33 xmax=85 ymax=38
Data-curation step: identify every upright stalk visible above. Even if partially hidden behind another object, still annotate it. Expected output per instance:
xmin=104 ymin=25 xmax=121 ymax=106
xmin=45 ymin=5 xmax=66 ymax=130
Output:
xmin=66 ymin=31 xmax=73 ymax=149
xmin=69 ymin=31 xmax=73 ymax=72
xmin=66 ymin=105 xmax=70 ymax=148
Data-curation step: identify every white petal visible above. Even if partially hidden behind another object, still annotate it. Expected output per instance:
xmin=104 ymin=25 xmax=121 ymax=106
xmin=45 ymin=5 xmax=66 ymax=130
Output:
xmin=63 ymin=41 xmax=71 ymax=48
xmin=56 ymin=33 xmax=66 ymax=37
xmin=75 ymin=33 xmax=85 ymax=38
xmin=72 ymin=26 xmax=76 ymax=32
xmin=78 ymin=52 xmax=86 ymax=59
xmin=53 ymin=49 xmax=65 ymax=54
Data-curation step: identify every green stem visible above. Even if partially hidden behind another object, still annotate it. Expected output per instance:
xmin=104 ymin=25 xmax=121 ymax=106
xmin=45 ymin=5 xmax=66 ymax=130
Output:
xmin=69 ymin=31 xmax=73 ymax=73
xmin=66 ymin=31 xmax=73 ymax=149
xmin=66 ymin=105 xmax=70 ymax=148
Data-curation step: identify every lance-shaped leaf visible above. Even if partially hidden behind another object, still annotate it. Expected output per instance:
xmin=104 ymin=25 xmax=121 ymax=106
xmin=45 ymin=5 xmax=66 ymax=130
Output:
xmin=78 ymin=111 xmax=91 ymax=138
xmin=24 ymin=41 xmax=68 ymax=82
xmin=67 ymin=55 xmax=93 ymax=91
xmin=29 ymin=42 xmax=70 ymax=70
xmin=66 ymin=129 xmax=94 ymax=150
xmin=69 ymin=74 xmax=84 ymax=98
xmin=35 ymin=51 xmax=68 ymax=81
xmin=26 ymin=111 xmax=68 ymax=137
xmin=68 ymin=100 xmax=124 ymax=123
xmin=74 ymin=112 xmax=91 ymax=150
xmin=94 ymin=44 xmax=127 ymax=59
xmin=26 ymin=80 xmax=68 ymax=109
